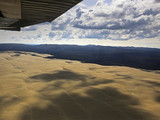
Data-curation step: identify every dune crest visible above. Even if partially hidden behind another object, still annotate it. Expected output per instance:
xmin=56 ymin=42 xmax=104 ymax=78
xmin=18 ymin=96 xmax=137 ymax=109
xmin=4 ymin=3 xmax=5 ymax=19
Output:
xmin=0 ymin=51 xmax=160 ymax=120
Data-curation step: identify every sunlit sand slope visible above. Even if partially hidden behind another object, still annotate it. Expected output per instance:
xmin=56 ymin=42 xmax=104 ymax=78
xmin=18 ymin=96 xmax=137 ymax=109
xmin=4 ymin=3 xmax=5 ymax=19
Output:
xmin=0 ymin=51 xmax=160 ymax=120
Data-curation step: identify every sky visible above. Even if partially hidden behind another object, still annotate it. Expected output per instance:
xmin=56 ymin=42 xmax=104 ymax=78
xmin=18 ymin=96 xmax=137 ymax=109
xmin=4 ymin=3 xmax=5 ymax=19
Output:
xmin=0 ymin=0 xmax=160 ymax=48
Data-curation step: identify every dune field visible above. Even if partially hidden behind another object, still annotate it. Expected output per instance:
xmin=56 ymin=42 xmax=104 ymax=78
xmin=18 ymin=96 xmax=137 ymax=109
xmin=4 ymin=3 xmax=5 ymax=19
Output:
xmin=0 ymin=51 xmax=160 ymax=120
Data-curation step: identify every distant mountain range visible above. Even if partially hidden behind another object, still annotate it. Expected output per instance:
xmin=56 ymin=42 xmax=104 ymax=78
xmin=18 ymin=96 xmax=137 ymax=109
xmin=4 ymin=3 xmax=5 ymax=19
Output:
xmin=0 ymin=43 xmax=160 ymax=70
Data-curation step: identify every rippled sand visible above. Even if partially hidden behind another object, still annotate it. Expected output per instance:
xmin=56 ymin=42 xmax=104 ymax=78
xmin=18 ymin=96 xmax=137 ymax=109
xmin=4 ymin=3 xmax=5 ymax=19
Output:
xmin=0 ymin=51 xmax=160 ymax=120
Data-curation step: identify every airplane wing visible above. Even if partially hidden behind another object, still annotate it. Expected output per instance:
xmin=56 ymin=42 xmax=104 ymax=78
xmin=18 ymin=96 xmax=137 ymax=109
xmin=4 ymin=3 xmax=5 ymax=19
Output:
xmin=0 ymin=0 xmax=82 ymax=31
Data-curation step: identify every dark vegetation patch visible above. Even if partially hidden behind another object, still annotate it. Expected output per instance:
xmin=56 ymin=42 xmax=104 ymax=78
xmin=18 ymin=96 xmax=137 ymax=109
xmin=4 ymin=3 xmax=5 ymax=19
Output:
xmin=155 ymin=71 xmax=160 ymax=74
xmin=11 ymin=53 xmax=20 ymax=57
xmin=30 ymin=70 xmax=87 ymax=81
xmin=5 ymin=57 xmax=11 ymax=60
xmin=89 ymin=68 xmax=96 ymax=70
xmin=90 ymin=76 xmax=96 ymax=79
xmin=1 ymin=44 xmax=160 ymax=70
xmin=13 ymin=51 xmax=42 ymax=57
xmin=116 ymin=74 xmax=133 ymax=80
xmin=65 ymin=61 xmax=73 ymax=64
xmin=141 ymin=69 xmax=153 ymax=72
xmin=21 ymin=87 xmax=157 ymax=120
xmin=14 ymin=51 xmax=28 ymax=55
xmin=105 ymin=71 xmax=118 ymax=73
xmin=141 ymin=69 xmax=160 ymax=74
xmin=30 ymin=53 xmax=40 ymax=57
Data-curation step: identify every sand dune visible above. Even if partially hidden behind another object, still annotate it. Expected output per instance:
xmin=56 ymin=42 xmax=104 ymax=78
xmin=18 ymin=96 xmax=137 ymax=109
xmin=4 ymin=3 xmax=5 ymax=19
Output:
xmin=0 ymin=51 xmax=160 ymax=120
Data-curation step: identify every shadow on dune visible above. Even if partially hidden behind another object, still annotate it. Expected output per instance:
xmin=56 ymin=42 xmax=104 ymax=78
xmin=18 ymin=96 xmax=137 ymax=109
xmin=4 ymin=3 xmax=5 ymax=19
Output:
xmin=141 ymin=69 xmax=160 ymax=75
xmin=143 ymin=81 xmax=160 ymax=87
xmin=155 ymin=96 xmax=160 ymax=103
xmin=0 ymin=96 xmax=4 ymax=109
xmin=21 ymin=87 xmax=156 ymax=120
xmin=155 ymin=91 xmax=160 ymax=103
xmin=30 ymin=70 xmax=87 ymax=81
xmin=78 ymin=79 xmax=114 ymax=87
xmin=0 ymin=96 xmax=21 ymax=110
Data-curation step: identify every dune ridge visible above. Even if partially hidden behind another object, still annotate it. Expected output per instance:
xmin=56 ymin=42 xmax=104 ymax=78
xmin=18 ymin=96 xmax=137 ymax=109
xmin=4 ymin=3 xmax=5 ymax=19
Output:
xmin=0 ymin=51 xmax=160 ymax=120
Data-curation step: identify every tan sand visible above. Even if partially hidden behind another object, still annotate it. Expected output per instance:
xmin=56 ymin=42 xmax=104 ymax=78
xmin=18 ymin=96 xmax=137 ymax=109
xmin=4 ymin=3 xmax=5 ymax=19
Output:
xmin=0 ymin=51 xmax=160 ymax=120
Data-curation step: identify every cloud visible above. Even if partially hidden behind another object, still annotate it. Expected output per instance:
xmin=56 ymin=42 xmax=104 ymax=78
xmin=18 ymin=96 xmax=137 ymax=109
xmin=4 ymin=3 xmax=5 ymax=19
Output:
xmin=18 ymin=0 xmax=160 ymax=40
xmin=49 ymin=32 xmax=55 ymax=38
xmin=0 ymin=0 xmax=159 ymax=47
xmin=48 ymin=0 xmax=160 ymax=40
xmin=21 ymin=26 xmax=38 ymax=31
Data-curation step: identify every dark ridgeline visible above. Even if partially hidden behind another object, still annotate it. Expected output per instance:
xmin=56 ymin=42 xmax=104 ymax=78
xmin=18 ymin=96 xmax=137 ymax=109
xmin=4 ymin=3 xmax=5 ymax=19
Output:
xmin=0 ymin=43 xmax=160 ymax=70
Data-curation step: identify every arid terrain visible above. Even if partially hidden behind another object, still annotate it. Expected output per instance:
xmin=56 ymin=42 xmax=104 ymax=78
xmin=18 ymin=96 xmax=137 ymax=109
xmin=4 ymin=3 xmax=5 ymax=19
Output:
xmin=0 ymin=51 xmax=160 ymax=120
